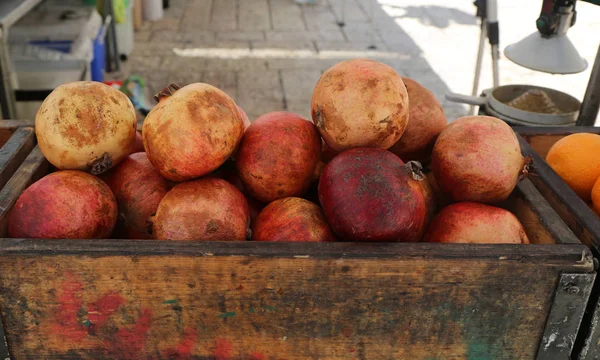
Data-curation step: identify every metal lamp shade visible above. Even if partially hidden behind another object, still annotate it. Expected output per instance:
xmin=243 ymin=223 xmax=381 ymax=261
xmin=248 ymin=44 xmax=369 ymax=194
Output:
xmin=504 ymin=31 xmax=588 ymax=74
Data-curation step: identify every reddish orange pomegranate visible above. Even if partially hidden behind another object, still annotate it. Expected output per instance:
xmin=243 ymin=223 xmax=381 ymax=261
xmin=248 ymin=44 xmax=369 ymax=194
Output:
xmin=425 ymin=202 xmax=529 ymax=244
xmin=142 ymin=83 xmax=244 ymax=182
xmin=8 ymin=171 xmax=117 ymax=238
xmin=236 ymin=111 xmax=322 ymax=203
xmin=311 ymin=59 xmax=409 ymax=152
xmin=253 ymin=197 xmax=336 ymax=242
xmin=388 ymin=77 xmax=447 ymax=163
xmin=152 ymin=178 xmax=250 ymax=241
xmin=319 ymin=148 xmax=431 ymax=242
xmin=104 ymin=152 xmax=170 ymax=239
xmin=431 ymin=116 xmax=525 ymax=204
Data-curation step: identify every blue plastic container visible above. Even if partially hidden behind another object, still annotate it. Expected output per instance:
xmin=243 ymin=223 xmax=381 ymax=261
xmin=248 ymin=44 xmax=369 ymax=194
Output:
xmin=28 ymin=28 xmax=105 ymax=82
xmin=90 ymin=27 xmax=105 ymax=82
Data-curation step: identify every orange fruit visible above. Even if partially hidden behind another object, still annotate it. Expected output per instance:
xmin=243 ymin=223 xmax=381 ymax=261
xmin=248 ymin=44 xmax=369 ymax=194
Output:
xmin=546 ymin=133 xmax=600 ymax=201
xmin=592 ymin=176 xmax=600 ymax=215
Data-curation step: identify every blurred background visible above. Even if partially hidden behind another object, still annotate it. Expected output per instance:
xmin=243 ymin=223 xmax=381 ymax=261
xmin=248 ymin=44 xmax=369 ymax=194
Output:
xmin=1 ymin=0 xmax=599 ymax=124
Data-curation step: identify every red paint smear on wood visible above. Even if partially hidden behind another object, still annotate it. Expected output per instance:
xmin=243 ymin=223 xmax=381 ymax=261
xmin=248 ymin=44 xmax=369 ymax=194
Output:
xmin=248 ymin=353 xmax=266 ymax=360
xmin=162 ymin=327 xmax=197 ymax=359
xmin=87 ymin=292 xmax=124 ymax=332
xmin=52 ymin=274 xmax=87 ymax=342
xmin=213 ymin=338 xmax=233 ymax=360
xmin=106 ymin=308 xmax=152 ymax=358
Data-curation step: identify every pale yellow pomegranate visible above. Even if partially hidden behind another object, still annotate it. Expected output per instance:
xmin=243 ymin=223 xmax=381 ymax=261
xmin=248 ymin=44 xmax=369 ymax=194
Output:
xmin=35 ymin=81 xmax=137 ymax=174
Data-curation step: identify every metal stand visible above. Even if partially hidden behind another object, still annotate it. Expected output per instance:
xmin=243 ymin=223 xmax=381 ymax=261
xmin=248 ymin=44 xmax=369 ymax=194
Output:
xmin=576 ymin=44 xmax=600 ymax=126
xmin=471 ymin=0 xmax=500 ymax=115
xmin=103 ymin=0 xmax=120 ymax=73
xmin=337 ymin=0 xmax=345 ymax=26
xmin=368 ymin=0 xmax=376 ymax=50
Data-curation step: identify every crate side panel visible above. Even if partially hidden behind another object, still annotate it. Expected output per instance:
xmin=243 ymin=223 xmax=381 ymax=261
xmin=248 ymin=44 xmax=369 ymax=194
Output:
xmin=0 ymin=255 xmax=563 ymax=359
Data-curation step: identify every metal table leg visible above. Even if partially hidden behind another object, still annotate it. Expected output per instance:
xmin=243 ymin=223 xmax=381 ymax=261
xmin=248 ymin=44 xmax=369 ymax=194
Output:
xmin=576 ymin=44 xmax=600 ymax=126
xmin=0 ymin=28 xmax=16 ymax=119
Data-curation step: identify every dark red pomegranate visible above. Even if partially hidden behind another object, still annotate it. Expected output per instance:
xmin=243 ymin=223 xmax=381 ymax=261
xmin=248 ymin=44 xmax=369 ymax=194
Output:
xmin=8 ymin=170 xmax=117 ymax=238
xmin=425 ymin=202 xmax=529 ymax=244
xmin=104 ymin=152 xmax=170 ymax=239
xmin=253 ymin=197 xmax=336 ymax=242
xmin=321 ymin=140 xmax=339 ymax=164
xmin=236 ymin=111 xmax=322 ymax=203
xmin=318 ymin=148 xmax=432 ymax=242
xmin=151 ymin=178 xmax=250 ymax=241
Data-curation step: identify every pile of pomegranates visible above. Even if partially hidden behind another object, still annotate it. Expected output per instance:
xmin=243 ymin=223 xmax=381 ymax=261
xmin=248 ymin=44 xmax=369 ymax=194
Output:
xmin=9 ymin=59 xmax=529 ymax=244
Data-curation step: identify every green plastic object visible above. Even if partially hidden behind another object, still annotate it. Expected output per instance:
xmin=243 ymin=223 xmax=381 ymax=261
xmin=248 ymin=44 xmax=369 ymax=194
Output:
xmin=95 ymin=0 xmax=128 ymax=23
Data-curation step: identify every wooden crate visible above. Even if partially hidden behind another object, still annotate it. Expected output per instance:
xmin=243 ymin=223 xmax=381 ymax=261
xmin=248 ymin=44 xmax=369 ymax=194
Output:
xmin=0 ymin=145 xmax=595 ymax=360
xmin=0 ymin=120 xmax=36 ymax=191
xmin=516 ymin=126 xmax=600 ymax=360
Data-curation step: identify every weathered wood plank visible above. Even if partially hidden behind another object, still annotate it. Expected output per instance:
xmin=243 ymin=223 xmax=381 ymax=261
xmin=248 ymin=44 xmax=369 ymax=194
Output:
xmin=0 ymin=146 xmax=49 ymax=237
xmin=0 ymin=128 xmax=36 ymax=190
xmin=537 ymin=273 xmax=596 ymax=360
xmin=0 ymin=252 xmax=590 ymax=360
xmin=508 ymin=179 xmax=581 ymax=245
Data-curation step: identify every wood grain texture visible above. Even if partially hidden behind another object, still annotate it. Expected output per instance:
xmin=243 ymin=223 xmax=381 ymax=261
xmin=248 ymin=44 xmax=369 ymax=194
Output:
xmin=0 ymin=128 xmax=36 ymax=190
xmin=0 ymin=247 xmax=592 ymax=360
xmin=0 ymin=146 xmax=49 ymax=237
xmin=514 ymin=126 xmax=600 ymax=160
xmin=506 ymin=179 xmax=581 ymax=245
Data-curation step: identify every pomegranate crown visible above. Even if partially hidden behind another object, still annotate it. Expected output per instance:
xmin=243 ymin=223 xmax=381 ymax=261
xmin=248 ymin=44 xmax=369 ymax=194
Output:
xmin=154 ymin=83 xmax=182 ymax=103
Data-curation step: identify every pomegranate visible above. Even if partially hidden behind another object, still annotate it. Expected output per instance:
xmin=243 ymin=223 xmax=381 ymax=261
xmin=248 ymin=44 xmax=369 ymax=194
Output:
xmin=151 ymin=178 xmax=250 ymax=241
xmin=230 ymin=106 xmax=251 ymax=161
xmin=238 ymin=105 xmax=251 ymax=129
xmin=431 ymin=116 xmax=525 ymax=204
xmin=236 ymin=111 xmax=322 ymax=203
xmin=35 ymin=81 xmax=137 ymax=174
xmin=253 ymin=197 xmax=336 ymax=242
xmin=210 ymin=160 xmax=265 ymax=224
xmin=426 ymin=171 xmax=449 ymax=210
xmin=321 ymin=140 xmax=339 ymax=164
xmin=8 ymin=170 xmax=117 ymax=238
xmin=425 ymin=202 xmax=529 ymax=244
xmin=104 ymin=152 xmax=170 ymax=239
xmin=143 ymin=83 xmax=244 ymax=182
xmin=388 ymin=77 xmax=447 ymax=163
xmin=318 ymin=148 xmax=431 ymax=242
xmin=132 ymin=131 xmax=144 ymax=153
xmin=311 ymin=59 xmax=409 ymax=152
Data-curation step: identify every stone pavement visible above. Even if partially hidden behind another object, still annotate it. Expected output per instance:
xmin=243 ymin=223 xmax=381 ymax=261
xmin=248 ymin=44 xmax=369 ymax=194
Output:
xmin=127 ymin=0 xmax=600 ymax=124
